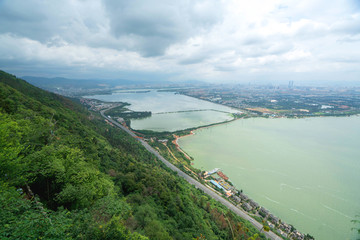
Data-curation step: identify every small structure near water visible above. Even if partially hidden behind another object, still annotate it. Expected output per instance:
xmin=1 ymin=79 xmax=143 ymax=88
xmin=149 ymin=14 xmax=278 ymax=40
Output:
xmin=206 ymin=168 xmax=220 ymax=175
xmin=210 ymin=180 xmax=224 ymax=191
xmin=242 ymin=202 xmax=252 ymax=212
xmin=217 ymin=171 xmax=229 ymax=180
xmin=203 ymin=168 xmax=308 ymax=239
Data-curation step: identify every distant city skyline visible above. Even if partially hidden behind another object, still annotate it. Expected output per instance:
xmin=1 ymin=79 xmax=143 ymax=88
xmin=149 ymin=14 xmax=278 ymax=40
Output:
xmin=0 ymin=0 xmax=360 ymax=83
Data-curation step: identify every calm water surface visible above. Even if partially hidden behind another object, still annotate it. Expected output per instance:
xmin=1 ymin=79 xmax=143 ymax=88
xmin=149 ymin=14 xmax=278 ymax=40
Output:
xmin=87 ymin=90 xmax=236 ymax=113
xmin=178 ymin=116 xmax=360 ymax=240
xmin=86 ymin=90 xmax=237 ymax=131
xmin=131 ymin=110 xmax=233 ymax=132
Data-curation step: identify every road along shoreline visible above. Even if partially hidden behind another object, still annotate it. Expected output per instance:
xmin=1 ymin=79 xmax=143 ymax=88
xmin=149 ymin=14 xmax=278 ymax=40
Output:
xmin=100 ymin=108 xmax=282 ymax=240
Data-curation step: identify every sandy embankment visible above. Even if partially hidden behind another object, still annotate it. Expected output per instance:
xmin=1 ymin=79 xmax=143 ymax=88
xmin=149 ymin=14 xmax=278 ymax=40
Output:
xmin=172 ymin=131 xmax=194 ymax=160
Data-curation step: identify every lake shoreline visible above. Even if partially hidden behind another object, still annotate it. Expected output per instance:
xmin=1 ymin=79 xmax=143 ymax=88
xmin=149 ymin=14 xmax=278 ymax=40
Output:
xmin=84 ymin=90 xmax=359 ymax=240
xmin=175 ymin=116 xmax=360 ymax=240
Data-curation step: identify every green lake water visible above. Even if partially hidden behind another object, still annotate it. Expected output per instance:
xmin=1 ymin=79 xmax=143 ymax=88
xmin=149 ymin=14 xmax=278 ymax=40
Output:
xmin=87 ymin=90 xmax=236 ymax=113
xmin=86 ymin=90 xmax=237 ymax=131
xmin=87 ymin=91 xmax=360 ymax=239
xmin=131 ymin=110 xmax=233 ymax=132
xmin=178 ymin=116 xmax=360 ymax=240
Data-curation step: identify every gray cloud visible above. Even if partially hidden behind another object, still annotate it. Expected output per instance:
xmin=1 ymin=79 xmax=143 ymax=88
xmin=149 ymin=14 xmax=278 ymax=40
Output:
xmin=0 ymin=1 xmax=49 ymax=41
xmin=331 ymin=15 xmax=360 ymax=36
xmin=242 ymin=35 xmax=265 ymax=46
xmin=178 ymin=54 xmax=208 ymax=65
xmin=0 ymin=0 xmax=110 ymax=48
xmin=103 ymin=0 xmax=224 ymax=56
xmin=0 ymin=0 xmax=224 ymax=57
xmin=0 ymin=0 xmax=359 ymax=83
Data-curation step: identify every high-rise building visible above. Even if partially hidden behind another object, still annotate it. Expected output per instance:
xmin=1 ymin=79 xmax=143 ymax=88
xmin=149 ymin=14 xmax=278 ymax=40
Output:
xmin=288 ymin=81 xmax=294 ymax=89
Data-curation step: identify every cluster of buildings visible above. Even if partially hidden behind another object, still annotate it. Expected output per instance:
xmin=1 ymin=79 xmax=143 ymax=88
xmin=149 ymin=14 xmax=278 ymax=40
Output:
xmin=80 ymin=98 xmax=115 ymax=111
xmin=204 ymin=169 xmax=234 ymax=197
xmin=203 ymin=168 xmax=308 ymax=240
xmin=257 ymin=206 xmax=306 ymax=239
xmin=177 ymin=85 xmax=360 ymax=118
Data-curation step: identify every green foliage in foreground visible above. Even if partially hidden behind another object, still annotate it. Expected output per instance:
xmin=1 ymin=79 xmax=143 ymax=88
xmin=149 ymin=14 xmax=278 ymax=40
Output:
xmin=0 ymin=184 xmax=146 ymax=240
xmin=352 ymin=215 xmax=360 ymax=239
xmin=0 ymin=70 xmax=265 ymax=239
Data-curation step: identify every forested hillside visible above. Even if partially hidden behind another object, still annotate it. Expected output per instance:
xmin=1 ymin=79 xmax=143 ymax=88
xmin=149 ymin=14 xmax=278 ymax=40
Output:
xmin=0 ymin=70 xmax=265 ymax=240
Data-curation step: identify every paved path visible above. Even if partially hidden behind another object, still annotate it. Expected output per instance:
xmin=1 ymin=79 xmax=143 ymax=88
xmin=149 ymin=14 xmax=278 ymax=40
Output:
xmin=100 ymin=109 xmax=282 ymax=240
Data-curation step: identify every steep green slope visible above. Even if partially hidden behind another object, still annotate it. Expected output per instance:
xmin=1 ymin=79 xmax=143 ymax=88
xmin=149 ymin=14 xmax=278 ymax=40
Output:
xmin=0 ymin=70 xmax=265 ymax=240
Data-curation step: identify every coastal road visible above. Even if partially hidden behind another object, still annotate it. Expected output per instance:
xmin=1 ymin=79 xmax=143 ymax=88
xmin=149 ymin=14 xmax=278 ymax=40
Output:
xmin=100 ymin=109 xmax=282 ymax=240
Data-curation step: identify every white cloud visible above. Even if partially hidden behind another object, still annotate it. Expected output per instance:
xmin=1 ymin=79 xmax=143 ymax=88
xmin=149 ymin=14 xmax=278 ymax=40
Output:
xmin=0 ymin=0 xmax=359 ymax=83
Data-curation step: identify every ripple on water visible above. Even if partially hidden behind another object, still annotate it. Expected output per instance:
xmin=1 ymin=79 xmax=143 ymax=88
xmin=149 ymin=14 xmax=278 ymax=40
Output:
xmin=264 ymin=195 xmax=280 ymax=204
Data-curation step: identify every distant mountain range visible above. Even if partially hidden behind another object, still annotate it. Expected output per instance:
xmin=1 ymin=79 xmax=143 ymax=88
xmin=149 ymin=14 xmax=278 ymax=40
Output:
xmin=22 ymin=76 xmax=205 ymax=90
xmin=22 ymin=76 xmax=147 ymax=89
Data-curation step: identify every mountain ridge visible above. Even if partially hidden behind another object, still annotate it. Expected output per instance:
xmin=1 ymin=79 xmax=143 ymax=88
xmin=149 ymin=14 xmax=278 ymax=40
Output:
xmin=0 ymin=70 xmax=264 ymax=240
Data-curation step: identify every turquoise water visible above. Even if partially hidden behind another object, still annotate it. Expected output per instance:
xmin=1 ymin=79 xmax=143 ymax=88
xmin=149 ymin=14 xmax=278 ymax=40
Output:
xmin=86 ymin=90 xmax=237 ymax=131
xmin=178 ymin=116 xmax=360 ymax=240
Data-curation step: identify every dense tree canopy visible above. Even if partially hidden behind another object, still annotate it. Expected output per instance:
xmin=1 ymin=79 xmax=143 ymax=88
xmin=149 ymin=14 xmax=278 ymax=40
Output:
xmin=0 ymin=70 xmax=265 ymax=239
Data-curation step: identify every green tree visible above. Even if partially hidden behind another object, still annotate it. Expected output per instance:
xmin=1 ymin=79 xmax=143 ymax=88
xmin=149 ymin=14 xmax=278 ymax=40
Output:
xmin=0 ymin=70 xmax=267 ymax=240
xmin=144 ymin=220 xmax=171 ymax=240
xmin=0 ymin=113 xmax=29 ymax=186
xmin=0 ymin=183 xmax=73 ymax=240
xmin=352 ymin=215 xmax=360 ymax=240
xmin=26 ymin=145 xmax=115 ymax=209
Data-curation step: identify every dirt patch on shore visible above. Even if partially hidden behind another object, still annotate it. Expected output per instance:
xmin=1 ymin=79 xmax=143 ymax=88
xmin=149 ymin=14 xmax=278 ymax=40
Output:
xmin=172 ymin=132 xmax=194 ymax=160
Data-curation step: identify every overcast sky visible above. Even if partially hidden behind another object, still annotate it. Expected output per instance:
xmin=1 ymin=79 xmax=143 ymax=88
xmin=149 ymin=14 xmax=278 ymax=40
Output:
xmin=0 ymin=0 xmax=359 ymax=83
